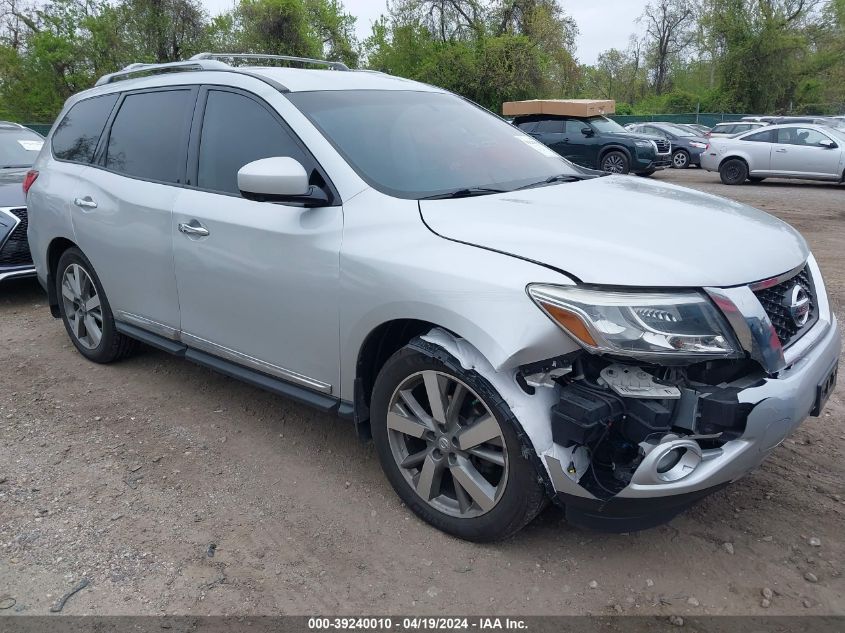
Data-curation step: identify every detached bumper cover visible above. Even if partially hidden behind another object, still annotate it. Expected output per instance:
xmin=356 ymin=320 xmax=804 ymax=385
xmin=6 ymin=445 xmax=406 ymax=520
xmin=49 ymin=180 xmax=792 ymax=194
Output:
xmin=545 ymin=315 xmax=841 ymax=531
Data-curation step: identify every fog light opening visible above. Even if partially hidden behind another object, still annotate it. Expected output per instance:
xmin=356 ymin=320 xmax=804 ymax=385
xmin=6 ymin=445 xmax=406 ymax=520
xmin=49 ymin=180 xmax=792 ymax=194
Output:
xmin=657 ymin=447 xmax=686 ymax=474
xmin=654 ymin=445 xmax=702 ymax=482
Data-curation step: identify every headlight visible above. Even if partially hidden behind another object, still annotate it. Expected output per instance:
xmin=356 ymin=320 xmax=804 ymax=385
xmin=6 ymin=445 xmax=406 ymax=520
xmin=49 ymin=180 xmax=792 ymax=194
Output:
xmin=527 ymin=285 xmax=741 ymax=360
xmin=689 ymin=141 xmax=707 ymax=149
xmin=634 ymin=140 xmax=653 ymax=148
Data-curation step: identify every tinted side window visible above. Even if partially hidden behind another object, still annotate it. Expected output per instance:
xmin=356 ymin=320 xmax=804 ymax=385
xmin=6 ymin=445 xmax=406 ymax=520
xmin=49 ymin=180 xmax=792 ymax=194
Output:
xmin=564 ymin=120 xmax=586 ymax=135
xmin=197 ymin=90 xmax=309 ymax=195
xmin=52 ymin=94 xmax=118 ymax=163
xmin=742 ymin=130 xmax=773 ymax=143
xmin=516 ymin=121 xmax=538 ymax=133
xmin=533 ymin=119 xmax=565 ymax=134
xmin=106 ymin=90 xmax=193 ymax=183
xmin=713 ymin=125 xmax=735 ymax=134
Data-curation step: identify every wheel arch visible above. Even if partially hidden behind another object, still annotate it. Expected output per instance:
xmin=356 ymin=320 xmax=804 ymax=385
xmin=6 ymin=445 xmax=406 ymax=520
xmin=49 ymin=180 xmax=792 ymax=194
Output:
xmin=598 ymin=144 xmax=633 ymax=165
xmin=46 ymin=236 xmax=79 ymax=318
xmin=718 ymin=154 xmax=750 ymax=170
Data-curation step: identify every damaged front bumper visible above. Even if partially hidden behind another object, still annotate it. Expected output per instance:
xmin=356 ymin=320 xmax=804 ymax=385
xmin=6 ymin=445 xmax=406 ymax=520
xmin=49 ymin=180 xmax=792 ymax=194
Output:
xmin=543 ymin=315 xmax=840 ymax=531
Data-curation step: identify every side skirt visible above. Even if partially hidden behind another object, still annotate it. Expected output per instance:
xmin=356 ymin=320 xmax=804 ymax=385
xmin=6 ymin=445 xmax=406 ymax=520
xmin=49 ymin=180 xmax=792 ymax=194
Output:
xmin=115 ymin=321 xmax=354 ymax=419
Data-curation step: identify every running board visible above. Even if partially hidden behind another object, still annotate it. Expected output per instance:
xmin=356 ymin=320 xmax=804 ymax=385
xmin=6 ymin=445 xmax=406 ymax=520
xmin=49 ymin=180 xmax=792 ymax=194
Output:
xmin=115 ymin=321 xmax=352 ymax=417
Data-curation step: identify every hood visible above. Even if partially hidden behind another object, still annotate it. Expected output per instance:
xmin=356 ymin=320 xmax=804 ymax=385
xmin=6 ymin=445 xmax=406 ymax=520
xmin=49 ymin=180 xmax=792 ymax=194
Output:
xmin=419 ymin=175 xmax=808 ymax=288
xmin=0 ymin=168 xmax=27 ymax=207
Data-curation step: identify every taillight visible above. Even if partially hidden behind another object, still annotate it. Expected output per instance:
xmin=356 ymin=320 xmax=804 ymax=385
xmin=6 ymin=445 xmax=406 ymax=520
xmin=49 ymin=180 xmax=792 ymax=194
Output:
xmin=22 ymin=169 xmax=39 ymax=195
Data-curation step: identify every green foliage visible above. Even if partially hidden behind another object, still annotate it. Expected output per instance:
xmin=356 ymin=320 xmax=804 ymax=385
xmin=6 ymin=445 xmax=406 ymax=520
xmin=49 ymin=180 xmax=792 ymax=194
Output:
xmin=0 ymin=0 xmax=842 ymax=123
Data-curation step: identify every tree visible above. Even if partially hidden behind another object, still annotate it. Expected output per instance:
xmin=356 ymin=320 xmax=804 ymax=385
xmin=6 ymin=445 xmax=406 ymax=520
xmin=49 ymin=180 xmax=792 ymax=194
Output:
xmin=642 ymin=0 xmax=696 ymax=94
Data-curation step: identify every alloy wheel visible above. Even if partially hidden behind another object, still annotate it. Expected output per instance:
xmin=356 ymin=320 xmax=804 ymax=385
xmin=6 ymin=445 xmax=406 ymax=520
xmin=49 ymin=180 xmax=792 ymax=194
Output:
xmin=386 ymin=370 xmax=508 ymax=518
xmin=673 ymin=151 xmax=689 ymax=168
xmin=602 ymin=154 xmax=626 ymax=173
xmin=61 ymin=263 xmax=103 ymax=350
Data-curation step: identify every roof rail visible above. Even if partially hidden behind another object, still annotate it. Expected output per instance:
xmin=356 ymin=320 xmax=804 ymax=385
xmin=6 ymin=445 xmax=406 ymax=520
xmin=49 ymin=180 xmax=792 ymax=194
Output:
xmin=95 ymin=59 xmax=231 ymax=86
xmin=190 ymin=52 xmax=350 ymax=72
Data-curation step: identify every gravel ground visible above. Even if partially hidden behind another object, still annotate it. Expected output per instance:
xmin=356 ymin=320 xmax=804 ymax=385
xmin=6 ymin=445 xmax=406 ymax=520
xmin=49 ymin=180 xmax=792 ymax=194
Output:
xmin=0 ymin=168 xmax=842 ymax=617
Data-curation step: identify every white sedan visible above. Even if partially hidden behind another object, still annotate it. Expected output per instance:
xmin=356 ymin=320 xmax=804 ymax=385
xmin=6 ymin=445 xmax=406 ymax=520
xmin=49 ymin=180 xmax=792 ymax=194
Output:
xmin=701 ymin=123 xmax=845 ymax=185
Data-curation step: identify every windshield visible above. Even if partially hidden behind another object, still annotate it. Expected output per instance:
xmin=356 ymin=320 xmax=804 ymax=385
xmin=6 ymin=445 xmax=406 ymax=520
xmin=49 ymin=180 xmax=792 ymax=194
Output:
xmin=586 ymin=116 xmax=627 ymax=134
xmin=0 ymin=127 xmax=44 ymax=168
xmin=286 ymin=90 xmax=579 ymax=198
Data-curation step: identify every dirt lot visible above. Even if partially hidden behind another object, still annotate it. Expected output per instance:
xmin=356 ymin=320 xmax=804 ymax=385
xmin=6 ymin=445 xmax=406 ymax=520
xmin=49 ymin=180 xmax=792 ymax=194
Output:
xmin=0 ymin=169 xmax=843 ymax=617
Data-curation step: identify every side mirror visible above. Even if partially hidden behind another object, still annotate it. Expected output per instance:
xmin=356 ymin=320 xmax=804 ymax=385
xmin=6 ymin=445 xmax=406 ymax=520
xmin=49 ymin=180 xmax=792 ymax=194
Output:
xmin=237 ymin=157 xmax=329 ymax=207
xmin=581 ymin=127 xmax=594 ymax=137
xmin=819 ymin=139 xmax=837 ymax=149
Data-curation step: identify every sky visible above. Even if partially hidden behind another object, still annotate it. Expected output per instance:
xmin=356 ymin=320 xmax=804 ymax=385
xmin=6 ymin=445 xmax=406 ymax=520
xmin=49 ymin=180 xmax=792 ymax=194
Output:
xmin=198 ymin=0 xmax=650 ymax=66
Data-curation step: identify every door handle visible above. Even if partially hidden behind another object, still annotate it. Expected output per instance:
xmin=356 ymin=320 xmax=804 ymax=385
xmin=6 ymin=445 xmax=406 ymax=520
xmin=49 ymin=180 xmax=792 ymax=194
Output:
xmin=775 ymin=148 xmax=788 ymax=153
xmin=178 ymin=221 xmax=210 ymax=237
xmin=73 ymin=196 xmax=97 ymax=209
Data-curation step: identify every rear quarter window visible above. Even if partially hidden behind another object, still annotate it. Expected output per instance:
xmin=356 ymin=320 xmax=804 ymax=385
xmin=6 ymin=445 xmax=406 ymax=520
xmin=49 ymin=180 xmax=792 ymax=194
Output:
xmin=52 ymin=94 xmax=119 ymax=163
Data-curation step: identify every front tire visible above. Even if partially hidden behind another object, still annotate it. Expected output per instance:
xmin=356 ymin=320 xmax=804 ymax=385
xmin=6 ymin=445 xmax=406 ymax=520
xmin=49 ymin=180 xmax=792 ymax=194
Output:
xmin=370 ymin=340 xmax=547 ymax=541
xmin=719 ymin=158 xmax=748 ymax=185
xmin=601 ymin=151 xmax=630 ymax=174
xmin=56 ymin=248 xmax=138 ymax=363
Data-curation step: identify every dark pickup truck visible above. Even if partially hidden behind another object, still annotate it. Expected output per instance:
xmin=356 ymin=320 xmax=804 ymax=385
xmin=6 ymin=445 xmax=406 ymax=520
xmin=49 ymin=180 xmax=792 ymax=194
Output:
xmin=513 ymin=114 xmax=672 ymax=176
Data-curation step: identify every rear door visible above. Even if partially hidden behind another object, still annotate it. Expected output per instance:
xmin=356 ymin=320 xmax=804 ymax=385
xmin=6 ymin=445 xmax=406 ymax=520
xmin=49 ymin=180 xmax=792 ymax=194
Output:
xmin=71 ymin=87 xmax=196 ymax=335
xmin=770 ymin=127 xmax=842 ymax=178
xmin=529 ymin=118 xmax=566 ymax=154
xmin=172 ymin=86 xmax=343 ymax=393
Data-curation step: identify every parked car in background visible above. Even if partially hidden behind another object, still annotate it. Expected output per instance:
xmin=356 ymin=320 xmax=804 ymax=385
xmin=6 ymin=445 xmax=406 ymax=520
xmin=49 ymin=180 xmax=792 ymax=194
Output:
xmin=766 ymin=116 xmax=845 ymax=132
xmin=1 ymin=121 xmax=43 ymax=283
xmin=741 ymin=116 xmax=777 ymax=124
xmin=701 ymin=123 xmax=845 ymax=185
xmin=625 ymin=122 xmax=709 ymax=169
xmin=513 ymin=114 xmax=672 ymax=175
xmin=707 ymin=121 xmax=768 ymax=138
xmin=680 ymin=123 xmax=711 ymax=136
xmin=25 ymin=54 xmax=840 ymax=540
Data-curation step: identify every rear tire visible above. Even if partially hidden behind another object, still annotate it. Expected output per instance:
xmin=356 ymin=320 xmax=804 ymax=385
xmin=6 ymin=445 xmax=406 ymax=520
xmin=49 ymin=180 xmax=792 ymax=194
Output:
xmin=56 ymin=248 xmax=139 ymax=363
xmin=370 ymin=340 xmax=547 ymax=541
xmin=719 ymin=158 xmax=748 ymax=185
xmin=672 ymin=150 xmax=690 ymax=169
xmin=601 ymin=151 xmax=630 ymax=174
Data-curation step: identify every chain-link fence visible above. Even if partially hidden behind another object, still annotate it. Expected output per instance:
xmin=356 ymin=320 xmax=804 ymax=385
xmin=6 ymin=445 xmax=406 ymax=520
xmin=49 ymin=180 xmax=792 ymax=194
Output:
xmin=610 ymin=113 xmax=754 ymax=127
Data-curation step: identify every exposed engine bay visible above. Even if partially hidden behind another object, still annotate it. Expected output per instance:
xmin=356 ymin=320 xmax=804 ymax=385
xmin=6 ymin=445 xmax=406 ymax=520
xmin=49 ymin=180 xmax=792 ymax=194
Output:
xmin=518 ymin=352 xmax=763 ymax=500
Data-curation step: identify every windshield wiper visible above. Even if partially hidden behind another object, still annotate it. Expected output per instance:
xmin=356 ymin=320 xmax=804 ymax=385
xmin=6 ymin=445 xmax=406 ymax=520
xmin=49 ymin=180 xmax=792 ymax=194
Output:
xmin=420 ymin=186 xmax=508 ymax=200
xmin=514 ymin=174 xmax=584 ymax=191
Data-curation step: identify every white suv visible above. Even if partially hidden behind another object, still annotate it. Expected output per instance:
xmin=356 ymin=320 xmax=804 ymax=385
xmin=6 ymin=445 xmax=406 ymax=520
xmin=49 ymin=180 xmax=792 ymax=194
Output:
xmin=25 ymin=54 xmax=840 ymax=540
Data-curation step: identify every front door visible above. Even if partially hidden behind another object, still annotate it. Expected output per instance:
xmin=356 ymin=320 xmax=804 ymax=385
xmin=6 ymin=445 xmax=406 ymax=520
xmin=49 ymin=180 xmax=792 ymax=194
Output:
xmin=770 ymin=127 xmax=842 ymax=178
xmin=172 ymin=87 xmax=343 ymax=394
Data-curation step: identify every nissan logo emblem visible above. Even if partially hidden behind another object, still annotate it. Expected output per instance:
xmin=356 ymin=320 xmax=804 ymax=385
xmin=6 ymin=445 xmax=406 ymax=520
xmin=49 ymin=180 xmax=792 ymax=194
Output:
xmin=783 ymin=284 xmax=811 ymax=328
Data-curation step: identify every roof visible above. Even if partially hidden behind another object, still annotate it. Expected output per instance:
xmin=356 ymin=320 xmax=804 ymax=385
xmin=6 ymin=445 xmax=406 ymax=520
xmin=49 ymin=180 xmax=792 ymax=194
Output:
xmin=92 ymin=54 xmax=439 ymax=94
xmin=243 ymin=67 xmax=437 ymax=93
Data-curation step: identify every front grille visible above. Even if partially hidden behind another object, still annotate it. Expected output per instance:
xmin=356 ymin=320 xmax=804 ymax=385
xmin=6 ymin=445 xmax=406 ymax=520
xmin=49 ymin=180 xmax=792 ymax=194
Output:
xmin=753 ymin=266 xmax=817 ymax=348
xmin=0 ymin=207 xmax=32 ymax=267
xmin=654 ymin=139 xmax=671 ymax=154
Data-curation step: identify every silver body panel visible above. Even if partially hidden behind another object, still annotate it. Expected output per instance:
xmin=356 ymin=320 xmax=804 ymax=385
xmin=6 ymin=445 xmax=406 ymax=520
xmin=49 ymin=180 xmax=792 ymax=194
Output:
xmin=420 ymin=175 xmax=809 ymax=287
xmin=26 ymin=67 xmax=841 ymax=505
